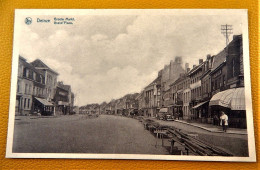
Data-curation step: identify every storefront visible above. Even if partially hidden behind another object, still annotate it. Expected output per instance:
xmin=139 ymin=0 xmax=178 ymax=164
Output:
xmin=57 ymin=101 xmax=70 ymax=115
xmin=192 ymin=101 xmax=209 ymax=123
xmin=209 ymin=87 xmax=246 ymax=128
xmin=34 ymin=97 xmax=54 ymax=116
xmin=167 ymin=105 xmax=182 ymax=119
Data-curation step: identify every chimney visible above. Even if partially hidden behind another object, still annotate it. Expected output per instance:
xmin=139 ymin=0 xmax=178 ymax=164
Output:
xmin=185 ymin=63 xmax=189 ymax=71
xmin=186 ymin=68 xmax=190 ymax=73
xmin=207 ymin=54 xmax=211 ymax=60
xmin=193 ymin=65 xmax=196 ymax=68
xmin=199 ymin=59 xmax=203 ymax=64
xmin=175 ymin=56 xmax=182 ymax=64
xmin=209 ymin=56 xmax=214 ymax=69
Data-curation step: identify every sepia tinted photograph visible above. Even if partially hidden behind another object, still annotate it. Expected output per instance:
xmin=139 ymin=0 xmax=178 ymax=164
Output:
xmin=6 ymin=9 xmax=256 ymax=162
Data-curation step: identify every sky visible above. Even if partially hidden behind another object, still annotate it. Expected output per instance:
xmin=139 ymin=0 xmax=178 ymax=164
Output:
xmin=18 ymin=13 xmax=243 ymax=106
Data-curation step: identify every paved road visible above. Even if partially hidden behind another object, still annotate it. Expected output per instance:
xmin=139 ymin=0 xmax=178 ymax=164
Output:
xmin=13 ymin=115 xmax=168 ymax=154
xmin=150 ymin=118 xmax=249 ymax=156
xmin=12 ymin=115 xmax=248 ymax=156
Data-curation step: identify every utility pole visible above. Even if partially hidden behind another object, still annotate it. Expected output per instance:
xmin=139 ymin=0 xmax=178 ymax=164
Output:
xmin=221 ymin=24 xmax=233 ymax=46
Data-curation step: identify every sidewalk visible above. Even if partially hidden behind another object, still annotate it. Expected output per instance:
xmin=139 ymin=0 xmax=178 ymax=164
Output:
xmin=174 ymin=119 xmax=247 ymax=135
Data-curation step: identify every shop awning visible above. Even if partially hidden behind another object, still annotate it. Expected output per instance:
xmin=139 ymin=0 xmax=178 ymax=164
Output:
xmin=168 ymin=104 xmax=183 ymax=107
xmin=192 ymin=101 xmax=209 ymax=109
xmin=159 ymin=108 xmax=168 ymax=113
xmin=209 ymin=88 xmax=245 ymax=110
xmin=58 ymin=101 xmax=69 ymax=106
xmin=35 ymin=97 xmax=53 ymax=106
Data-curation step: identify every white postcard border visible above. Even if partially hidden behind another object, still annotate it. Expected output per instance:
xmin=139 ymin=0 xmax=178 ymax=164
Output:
xmin=6 ymin=9 xmax=256 ymax=162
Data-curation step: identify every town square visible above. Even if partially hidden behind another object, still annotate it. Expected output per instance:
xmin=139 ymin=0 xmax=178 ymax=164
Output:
xmin=7 ymin=10 xmax=255 ymax=161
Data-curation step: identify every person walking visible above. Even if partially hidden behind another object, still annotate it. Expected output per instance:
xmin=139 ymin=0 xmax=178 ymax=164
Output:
xmin=220 ymin=111 xmax=228 ymax=132
xmin=213 ymin=114 xmax=219 ymax=125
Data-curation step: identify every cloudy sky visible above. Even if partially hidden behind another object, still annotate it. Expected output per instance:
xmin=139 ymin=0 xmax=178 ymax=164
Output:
xmin=18 ymin=12 xmax=243 ymax=106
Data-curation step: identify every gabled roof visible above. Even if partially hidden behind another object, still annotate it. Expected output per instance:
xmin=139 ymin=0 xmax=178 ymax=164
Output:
xmin=170 ymin=74 xmax=186 ymax=86
xmin=209 ymin=61 xmax=226 ymax=76
xmin=144 ymin=77 xmax=158 ymax=90
xmin=211 ymin=49 xmax=226 ymax=72
xmin=19 ymin=56 xmax=45 ymax=76
xmin=31 ymin=59 xmax=59 ymax=75
xmin=188 ymin=62 xmax=204 ymax=76
xmin=200 ymin=69 xmax=211 ymax=79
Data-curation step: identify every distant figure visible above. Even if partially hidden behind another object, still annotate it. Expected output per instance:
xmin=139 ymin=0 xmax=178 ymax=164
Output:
xmin=220 ymin=111 xmax=228 ymax=132
xmin=37 ymin=109 xmax=41 ymax=116
xmin=179 ymin=110 xmax=183 ymax=120
xmin=213 ymin=114 xmax=219 ymax=126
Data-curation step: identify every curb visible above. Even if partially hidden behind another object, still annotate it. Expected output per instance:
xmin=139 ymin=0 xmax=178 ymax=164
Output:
xmin=174 ymin=120 xmax=247 ymax=135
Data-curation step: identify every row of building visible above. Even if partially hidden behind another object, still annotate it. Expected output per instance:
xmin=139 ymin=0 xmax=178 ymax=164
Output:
xmin=137 ymin=34 xmax=246 ymax=128
xmin=79 ymin=93 xmax=139 ymax=116
xmin=79 ymin=35 xmax=246 ymax=128
xmin=16 ymin=56 xmax=74 ymax=116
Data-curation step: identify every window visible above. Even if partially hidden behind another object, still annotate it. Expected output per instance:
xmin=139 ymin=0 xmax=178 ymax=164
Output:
xmin=29 ymin=85 xmax=31 ymax=94
xmin=24 ymin=98 xmax=27 ymax=108
xmin=40 ymin=75 xmax=43 ymax=84
xmin=17 ymin=80 xmax=20 ymax=93
xmin=27 ymin=99 xmax=30 ymax=108
xmin=26 ymin=69 xmax=29 ymax=78
xmin=33 ymin=72 xmax=36 ymax=80
xmin=25 ymin=84 xmax=28 ymax=94
xmin=223 ymin=75 xmax=226 ymax=86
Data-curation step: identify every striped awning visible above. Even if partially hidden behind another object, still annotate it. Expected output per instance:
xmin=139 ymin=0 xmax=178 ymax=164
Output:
xmin=35 ymin=97 xmax=53 ymax=106
xmin=192 ymin=101 xmax=209 ymax=109
xmin=209 ymin=88 xmax=245 ymax=110
xmin=159 ymin=108 xmax=168 ymax=113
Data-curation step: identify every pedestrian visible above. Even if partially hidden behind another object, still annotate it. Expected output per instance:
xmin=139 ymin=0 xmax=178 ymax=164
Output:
xmin=213 ymin=114 xmax=219 ymax=126
xmin=220 ymin=111 xmax=228 ymax=132
xmin=179 ymin=110 xmax=183 ymax=120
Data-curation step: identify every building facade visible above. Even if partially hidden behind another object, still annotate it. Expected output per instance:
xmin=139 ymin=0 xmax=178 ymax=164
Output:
xmin=16 ymin=56 xmax=46 ymax=115
xmin=31 ymin=59 xmax=59 ymax=103
xmin=16 ymin=56 xmax=75 ymax=116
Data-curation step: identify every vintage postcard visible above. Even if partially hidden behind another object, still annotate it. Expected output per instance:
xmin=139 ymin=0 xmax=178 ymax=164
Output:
xmin=6 ymin=9 xmax=256 ymax=162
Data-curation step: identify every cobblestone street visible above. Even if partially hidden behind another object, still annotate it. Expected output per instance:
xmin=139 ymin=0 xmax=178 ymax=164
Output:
xmin=12 ymin=115 xmax=248 ymax=156
xmin=13 ymin=115 xmax=168 ymax=154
